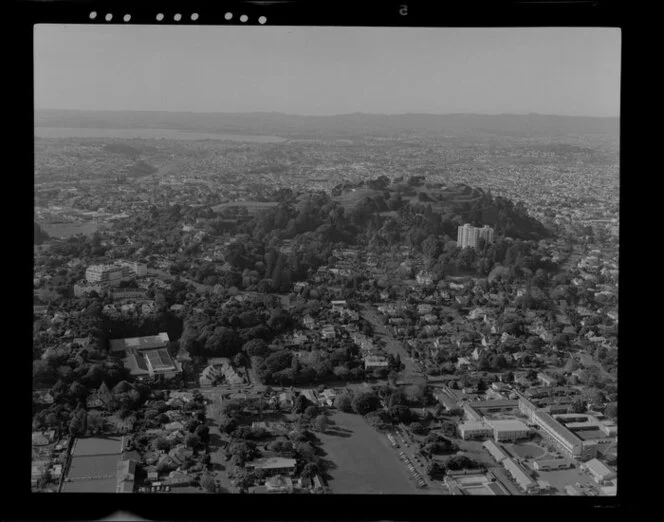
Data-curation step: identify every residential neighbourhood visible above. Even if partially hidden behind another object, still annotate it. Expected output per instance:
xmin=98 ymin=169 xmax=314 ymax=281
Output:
xmin=32 ymin=26 xmax=618 ymax=497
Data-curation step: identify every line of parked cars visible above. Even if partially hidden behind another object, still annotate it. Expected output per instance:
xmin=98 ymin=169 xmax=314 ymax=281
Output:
xmin=399 ymin=451 xmax=427 ymax=489
xmin=138 ymin=485 xmax=171 ymax=493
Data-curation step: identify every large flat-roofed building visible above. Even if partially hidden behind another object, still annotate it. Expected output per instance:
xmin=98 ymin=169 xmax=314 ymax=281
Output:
xmin=459 ymin=421 xmax=493 ymax=440
xmin=532 ymin=410 xmax=584 ymax=459
xmin=581 ymin=458 xmax=617 ymax=484
xmin=485 ymin=419 xmax=531 ymax=442
xmin=483 ymin=440 xmax=509 ymax=463
xmin=465 ymin=399 xmax=520 ymax=414
xmin=533 ymin=458 xmax=572 ymax=471
xmin=85 ymin=264 xmax=133 ymax=285
xmin=109 ymin=333 xmax=180 ymax=381
xmin=121 ymin=261 xmax=148 ymax=278
xmin=502 ymin=458 xmax=537 ymax=492
xmin=109 ymin=332 xmax=170 ymax=354
xmin=517 ymin=392 xmax=588 ymax=460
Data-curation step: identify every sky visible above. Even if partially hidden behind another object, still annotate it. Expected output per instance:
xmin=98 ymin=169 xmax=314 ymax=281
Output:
xmin=34 ymin=25 xmax=620 ymax=117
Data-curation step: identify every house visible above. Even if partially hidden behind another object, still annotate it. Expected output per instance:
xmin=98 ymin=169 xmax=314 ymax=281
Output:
xmin=246 ymin=457 xmax=297 ymax=477
xmin=33 ymin=391 xmax=54 ymax=405
xmin=538 ymin=372 xmax=558 ymax=387
xmin=321 ymin=325 xmax=336 ymax=340
xmin=168 ymin=445 xmax=194 ymax=467
xmin=331 ymin=300 xmax=347 ymax=313
xmin=320 ymin=389 xmax=337 ymax=407
xmin=164 ymin=421 xmax=185 ymax=432
xmin=32 ymin=430 xmax=56 ymax=447
xmin=456 ymin=357 xmax=472 ymax=370
xmin=303 ymin=315 xmax=316 ymax=329
xmin=279 ymin=391 xmax=295 ymax=409
xmin=364 ymin=355 xmax=389 ymax=370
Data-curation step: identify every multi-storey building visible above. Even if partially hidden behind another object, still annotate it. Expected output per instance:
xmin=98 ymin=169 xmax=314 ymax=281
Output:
xmin=457 ymin=224 xmax=495 ymax=249
xmin=85 ymin=264 xmax=133 ymax=285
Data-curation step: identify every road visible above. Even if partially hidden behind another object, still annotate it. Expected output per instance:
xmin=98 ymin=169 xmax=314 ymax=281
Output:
xmin=384 ymin=425 xmax=446 ymax=494
xmin=359 ymin=303 xmax=420 ymax=385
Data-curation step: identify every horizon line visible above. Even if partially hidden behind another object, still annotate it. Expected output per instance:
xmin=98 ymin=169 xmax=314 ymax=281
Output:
xmin=35 ymin=108 xmax=619 ymax=119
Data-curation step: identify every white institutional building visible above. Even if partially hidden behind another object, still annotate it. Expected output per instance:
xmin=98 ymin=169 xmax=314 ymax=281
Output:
xmin=457 ymin=224 xmax=495 ymax=249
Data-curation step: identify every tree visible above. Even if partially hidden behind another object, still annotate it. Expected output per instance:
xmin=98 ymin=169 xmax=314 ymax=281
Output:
xmin=200 ymin=473 xmax=216 ymax=493
xmin=571 ymin=399 xmax=587 ymax=414
xmin=444 ymin=455 xmax=474 ymax=471
xmin=409 ymin=422 xmax=427 ymax=435
xmin=293 ymin=394 xmax=313 ymax=414
xmin=154 ymin=437 xmax=171 ymax=452
xmin=243 ymin=338 xmax=269 ymax=358
xmin=351 ymin=392 xmax=381 ymax=415
xmin=313 ymin=414 xmax=330 ymax=433
xmin=185 ymin=433 xmax=202 ymax=450
xmin=68 ymin=409 xmax=86 ymax=437
xmin=303 ymin=405 xmax=320 ymax=420
xmin=334 ymin=394 xmax=353 ymax=413
xmin=365 ymin=410 xmax=390 ymax=431
xmin=604 ymin=402 xmax=618 ymax=420
xmin=426 ymin=461 xmax=446 ymax=479
xmin=388 ymin=389 xmax=407 ymax=407
xmin=301 ymin=462 xmax=320 ymax=479
xmin=388 ymin=404 xmax=413 ymax=424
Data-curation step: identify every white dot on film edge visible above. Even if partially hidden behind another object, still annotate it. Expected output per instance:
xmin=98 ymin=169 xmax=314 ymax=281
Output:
xmin=105 ymin=14 xmax=113 ymax=22
xmin=240 ymin=15 xmax=248 ymax=22
xmin=191 ymin=13 xmax=199 ymax=21
xmin=156 ymin=13 xmax=164 ymax=21
xmin=89 ymin=12 xmax=97 ymax=20
xmin=225 ymin=12 xmax=233 ymax=20
xmin=259 ymin=16 xmax=267 ymax=25
xmin=124 ymin=14 xmax=131 ymax=22
xmin=174 ymin=14 xmax=182 ymax=21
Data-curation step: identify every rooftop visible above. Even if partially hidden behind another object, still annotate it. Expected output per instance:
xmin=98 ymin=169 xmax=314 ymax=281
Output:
xmin=109 ymin=332 xmax=170 ymax=353
xmin=248 ymin=457 xmax=297 ymax=470
xmin=486 ymin=419 xmax=530 ymax=432
xmin=71 ymin=436 xmax=123 ymax=457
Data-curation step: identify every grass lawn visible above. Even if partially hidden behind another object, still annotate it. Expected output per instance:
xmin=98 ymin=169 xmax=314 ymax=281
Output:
xmin=455 ymin=439 xmax=501 ymax=469
xmin=504 ymin=442 xmax=547 ymax=460
xmin=317 ymin=412 xmax=423 ymax=494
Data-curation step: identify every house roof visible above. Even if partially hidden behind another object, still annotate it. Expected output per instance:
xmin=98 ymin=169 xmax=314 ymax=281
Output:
xmin=248 ymin=457 xmax=297 ymax=470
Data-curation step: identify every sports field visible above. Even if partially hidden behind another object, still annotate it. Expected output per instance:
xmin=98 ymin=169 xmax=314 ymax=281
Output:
xmin=318 ymin=412 xmax=420 ymax=494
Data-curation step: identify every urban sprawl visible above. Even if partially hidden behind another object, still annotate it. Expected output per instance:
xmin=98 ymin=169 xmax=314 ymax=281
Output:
xmin=33 ymin=125 xmax=618 ymax=496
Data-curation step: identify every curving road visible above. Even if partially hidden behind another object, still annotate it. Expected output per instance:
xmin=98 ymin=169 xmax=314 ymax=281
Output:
xmin=359 ymin=303 xmax=421 ymax=385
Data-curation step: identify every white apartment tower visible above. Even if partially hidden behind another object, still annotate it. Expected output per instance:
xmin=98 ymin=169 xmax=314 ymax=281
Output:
xmin=457 ymin=224 xmax=495 ymax=249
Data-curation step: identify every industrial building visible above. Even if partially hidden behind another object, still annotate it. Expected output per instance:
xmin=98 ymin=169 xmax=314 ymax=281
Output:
xmin=459 ymin=421 xmax=493 ymax=440
xmin=485 ymin=419 xmax=531 ymax=442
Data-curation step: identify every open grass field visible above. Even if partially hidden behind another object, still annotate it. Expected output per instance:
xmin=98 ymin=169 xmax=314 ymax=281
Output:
xmin=318 ymin=412 xmax=420 ymax=494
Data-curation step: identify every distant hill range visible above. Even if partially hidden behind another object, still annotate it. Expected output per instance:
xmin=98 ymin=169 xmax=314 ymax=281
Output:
xmin=35 ymin=109 xmax=619 ymax=139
